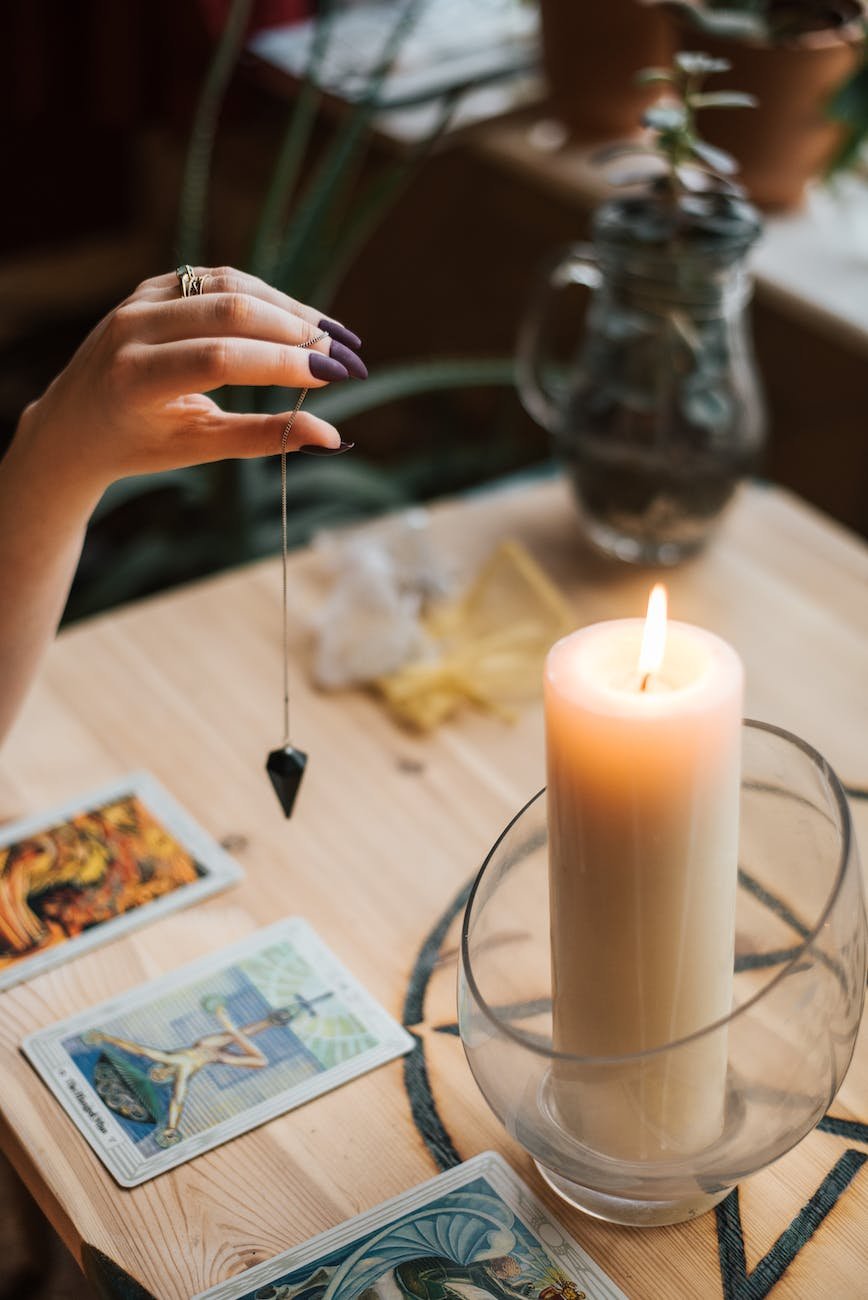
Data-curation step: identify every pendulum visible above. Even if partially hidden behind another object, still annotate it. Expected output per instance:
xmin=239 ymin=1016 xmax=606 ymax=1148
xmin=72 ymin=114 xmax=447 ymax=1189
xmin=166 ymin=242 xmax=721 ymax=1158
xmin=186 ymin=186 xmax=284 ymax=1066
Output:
xmin=265 ymin=333 xmax=325 ymax=817
xmin=265 ymin=742 xmax=307 ymax=819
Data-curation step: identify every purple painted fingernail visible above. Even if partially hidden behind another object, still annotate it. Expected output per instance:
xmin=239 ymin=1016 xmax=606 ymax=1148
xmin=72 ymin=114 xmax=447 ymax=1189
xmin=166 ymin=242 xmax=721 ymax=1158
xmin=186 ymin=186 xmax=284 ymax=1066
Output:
xmin=298 ymin=441 xmax=355 ymax=456
xmin=319 ymin=317 xmax=362 ymax=351
xmin=330 ymin=341 xmax=368 ymax=380
xmin=309 ymin=353 xmax=349 ymax=382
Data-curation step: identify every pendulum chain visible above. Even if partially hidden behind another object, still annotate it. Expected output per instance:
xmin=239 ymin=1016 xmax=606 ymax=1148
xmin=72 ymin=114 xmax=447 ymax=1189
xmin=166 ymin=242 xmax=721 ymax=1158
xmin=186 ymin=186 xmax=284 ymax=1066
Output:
xmin=279 ymin=331 xmax=327 ymax=746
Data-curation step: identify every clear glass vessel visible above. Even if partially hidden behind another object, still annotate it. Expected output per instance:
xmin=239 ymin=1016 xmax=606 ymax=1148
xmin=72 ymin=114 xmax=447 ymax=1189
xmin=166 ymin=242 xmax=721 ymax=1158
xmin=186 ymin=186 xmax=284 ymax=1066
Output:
xmin=518 ymin=195 xmax=767 ymax=565
xmin=458 ymin=721 xmax=866 ymax=1226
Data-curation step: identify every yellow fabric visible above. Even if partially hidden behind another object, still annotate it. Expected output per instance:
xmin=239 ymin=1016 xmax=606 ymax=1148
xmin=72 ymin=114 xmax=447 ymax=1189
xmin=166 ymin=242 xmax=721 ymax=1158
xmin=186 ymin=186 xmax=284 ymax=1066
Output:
xmin=376 ymin=540 xmax=574 ymax=730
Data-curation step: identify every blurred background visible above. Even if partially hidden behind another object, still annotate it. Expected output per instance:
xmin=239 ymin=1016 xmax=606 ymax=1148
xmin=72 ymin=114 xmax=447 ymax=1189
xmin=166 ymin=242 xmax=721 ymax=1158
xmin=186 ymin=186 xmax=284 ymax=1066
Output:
xmin=1 ymin=0 xmax=866 ymax=629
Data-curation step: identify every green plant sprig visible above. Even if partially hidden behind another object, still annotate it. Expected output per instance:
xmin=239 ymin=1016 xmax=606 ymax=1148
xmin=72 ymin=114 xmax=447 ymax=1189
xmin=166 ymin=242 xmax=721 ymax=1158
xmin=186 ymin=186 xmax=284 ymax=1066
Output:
xmin=598 ymin=51 xmax=756 ymax=197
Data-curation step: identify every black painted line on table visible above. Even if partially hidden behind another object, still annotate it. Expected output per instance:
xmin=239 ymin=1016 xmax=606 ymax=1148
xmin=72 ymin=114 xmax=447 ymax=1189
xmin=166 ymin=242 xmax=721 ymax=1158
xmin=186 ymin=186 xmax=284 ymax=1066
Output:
xmin=402 ymin=1030 xmax=462 ymax=1172
xmin=402 ymin=879 xmax=472 ymax=1030
xmin=737 ymin=868 xmax=811 ymax=941
xmin=715 ymin=1148 xmax=868 ymax=1300
xmin=818 ymin=1113 xmax=868 ymax=1145
xmin=742 ymin=1148 xmax=868 ymax=1299
xmin=737 ymin=867 xmax=848 ymax=994
xmin=715 ymin=1189 xmax=749 ymax=1300
xmin=402 ymin=879 xmax=473 ymax=1176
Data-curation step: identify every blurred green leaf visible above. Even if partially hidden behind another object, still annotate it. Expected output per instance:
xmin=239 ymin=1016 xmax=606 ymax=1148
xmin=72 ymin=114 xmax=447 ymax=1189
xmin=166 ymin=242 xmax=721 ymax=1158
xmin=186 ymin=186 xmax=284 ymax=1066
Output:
xmin=691 ymin=91 xmax=758 ymax=109
xmin=675 ymin=51 xmax=731 ymax=77
xmin=636 ymin=67 xmax=676 ymax=85
xmin=314 ymin=91 xmax=461 ymax=305
xmin=176 ymin=0 xmax=254 ymax=262
xmin=828 ymin=62 xmax=868 ymax=120
xmin=594 ymin=142 xmax=658 ymax=165
xmin=691 ymin=138 xmax=739 ymax=174
xmin=826 ymin=59 xmax=868 ymax=176
xmin=90 ymin=468 xmax=210 ymax=525
xmin=668 ymin=6 xmax=766 ymax=39
xmin=249 ymin=3 xmax=336 ymax=278
xmin=272 ymin=0 xmax=427 ymax=292
xmin=69 ymin=537 xmax=205 ymax=617
xmin=301 ymin=358 xmax=517 ymax=423
xmin=643 ymin=104 xmax=688 ymax=132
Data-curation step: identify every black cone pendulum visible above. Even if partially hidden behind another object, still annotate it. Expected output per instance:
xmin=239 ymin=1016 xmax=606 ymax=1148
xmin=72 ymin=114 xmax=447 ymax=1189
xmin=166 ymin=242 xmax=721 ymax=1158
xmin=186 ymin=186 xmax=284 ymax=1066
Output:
xmin=266 ymin=745 xmax=308 ymax=819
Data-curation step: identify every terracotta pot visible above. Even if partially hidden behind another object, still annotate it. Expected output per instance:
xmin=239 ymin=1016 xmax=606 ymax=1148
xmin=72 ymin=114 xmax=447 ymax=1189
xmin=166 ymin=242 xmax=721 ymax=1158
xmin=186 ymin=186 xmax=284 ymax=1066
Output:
xmin=539 ymin=0 xmax=676 ymax=141
xmin=694 ymin=32 xmax=862 ymax=210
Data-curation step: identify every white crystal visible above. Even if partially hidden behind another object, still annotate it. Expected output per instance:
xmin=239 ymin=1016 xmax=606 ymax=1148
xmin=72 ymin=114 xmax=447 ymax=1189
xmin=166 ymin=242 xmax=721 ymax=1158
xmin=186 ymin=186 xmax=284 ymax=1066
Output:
xmin=312 ymin=543 xmax=432 ymax=689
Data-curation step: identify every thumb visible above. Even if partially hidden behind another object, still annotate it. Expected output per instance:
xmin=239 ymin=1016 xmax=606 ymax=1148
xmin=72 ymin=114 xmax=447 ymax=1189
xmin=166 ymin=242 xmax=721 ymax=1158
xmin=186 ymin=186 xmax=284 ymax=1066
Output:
xmin=193 ymin=407 xmax=342 ymax=462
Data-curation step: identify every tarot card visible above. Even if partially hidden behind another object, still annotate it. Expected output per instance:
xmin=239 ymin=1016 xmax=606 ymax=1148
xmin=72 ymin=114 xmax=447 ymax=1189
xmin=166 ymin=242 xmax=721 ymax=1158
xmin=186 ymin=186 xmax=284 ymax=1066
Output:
xmin=0 ymin=772 xmax=242 ymax=991
xmin=192 ymin=1150 xmax=628 ymax=1300
xmin=22 ymin=918 xmax=413 ymax=1187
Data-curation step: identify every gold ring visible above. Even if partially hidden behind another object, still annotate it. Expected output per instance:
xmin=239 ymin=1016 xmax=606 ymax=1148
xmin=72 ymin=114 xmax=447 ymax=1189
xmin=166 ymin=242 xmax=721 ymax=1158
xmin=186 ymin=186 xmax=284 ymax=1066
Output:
xmin=175 ymin=264 xmax=206 ymax=298
xmin=175 ymin=264 xmax=193 ymax=297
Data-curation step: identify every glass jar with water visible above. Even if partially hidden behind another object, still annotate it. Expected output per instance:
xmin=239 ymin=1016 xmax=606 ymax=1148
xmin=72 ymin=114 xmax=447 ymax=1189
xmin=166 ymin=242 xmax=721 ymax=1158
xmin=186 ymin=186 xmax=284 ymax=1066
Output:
xmin=518 ymin=193 xmax=766 ymax=565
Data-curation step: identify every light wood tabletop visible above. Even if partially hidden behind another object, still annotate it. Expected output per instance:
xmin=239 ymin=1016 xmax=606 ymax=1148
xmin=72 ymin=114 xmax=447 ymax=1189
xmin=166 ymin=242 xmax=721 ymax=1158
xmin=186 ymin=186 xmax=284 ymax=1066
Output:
xmin=0 ymin=475 xmax=866 ymax=1300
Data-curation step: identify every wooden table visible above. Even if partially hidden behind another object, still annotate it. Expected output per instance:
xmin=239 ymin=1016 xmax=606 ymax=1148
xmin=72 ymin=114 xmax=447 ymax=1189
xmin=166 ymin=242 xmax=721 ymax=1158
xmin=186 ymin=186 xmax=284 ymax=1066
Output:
xmin=1 ymin=476 xmax=866 ymax=1300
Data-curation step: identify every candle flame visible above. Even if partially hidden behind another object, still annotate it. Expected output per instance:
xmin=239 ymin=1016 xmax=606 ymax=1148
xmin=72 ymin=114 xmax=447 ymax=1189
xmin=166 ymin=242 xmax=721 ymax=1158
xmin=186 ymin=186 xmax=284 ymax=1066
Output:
xmin=638 ymin=583 xmax=668 ymax=681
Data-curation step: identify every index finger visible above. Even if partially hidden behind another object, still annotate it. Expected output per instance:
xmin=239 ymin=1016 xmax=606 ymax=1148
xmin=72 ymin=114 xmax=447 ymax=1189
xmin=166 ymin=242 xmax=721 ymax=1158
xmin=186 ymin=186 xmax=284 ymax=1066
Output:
xmin=134 ymin=267 xmax=362 ymax=350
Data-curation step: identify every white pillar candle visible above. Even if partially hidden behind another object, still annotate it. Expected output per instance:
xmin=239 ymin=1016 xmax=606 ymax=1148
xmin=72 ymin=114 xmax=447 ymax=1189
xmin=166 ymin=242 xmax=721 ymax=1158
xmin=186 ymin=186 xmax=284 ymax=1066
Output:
xmin=544 ymin=587 xmax=743 ymax=1160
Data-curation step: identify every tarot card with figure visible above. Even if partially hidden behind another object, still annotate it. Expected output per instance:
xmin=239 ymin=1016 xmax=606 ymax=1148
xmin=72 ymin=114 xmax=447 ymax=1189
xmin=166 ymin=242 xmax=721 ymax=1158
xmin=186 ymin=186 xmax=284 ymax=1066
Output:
xmin=0 ymin=772 xmax=242 ymax=991
xmin=192 ymin=1150 xmax=627 ymax=1300
xmin=23 ymin=918 xmax=413 ymax=1186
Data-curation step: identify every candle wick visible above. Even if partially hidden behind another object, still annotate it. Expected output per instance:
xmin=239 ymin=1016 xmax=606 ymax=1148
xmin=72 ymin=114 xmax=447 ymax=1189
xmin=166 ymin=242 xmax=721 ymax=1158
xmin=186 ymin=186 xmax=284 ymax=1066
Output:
xmin=640 ymin=672 xmax=651 ymax=692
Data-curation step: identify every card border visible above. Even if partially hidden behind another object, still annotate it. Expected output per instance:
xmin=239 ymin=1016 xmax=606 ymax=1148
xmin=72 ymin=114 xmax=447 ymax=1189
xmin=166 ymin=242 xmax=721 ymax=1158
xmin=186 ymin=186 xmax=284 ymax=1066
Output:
xmin=22 ymin=917 xmax=414 ymax=1187
xmin=190 ymin=1150 xmax=629 ymax=1300
xmin=0 ymin=771 xmax=243 ymax=992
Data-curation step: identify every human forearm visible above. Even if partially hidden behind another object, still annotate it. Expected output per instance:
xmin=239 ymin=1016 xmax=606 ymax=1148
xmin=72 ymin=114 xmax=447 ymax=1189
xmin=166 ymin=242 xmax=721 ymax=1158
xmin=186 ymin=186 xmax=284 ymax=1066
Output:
xmin=0 ymin=406 xmax=101 ymax=744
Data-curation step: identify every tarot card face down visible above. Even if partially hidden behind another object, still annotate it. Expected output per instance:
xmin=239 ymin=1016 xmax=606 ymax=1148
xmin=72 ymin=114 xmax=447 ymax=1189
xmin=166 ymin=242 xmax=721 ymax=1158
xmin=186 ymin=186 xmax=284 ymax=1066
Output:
xmin=0 ymin=773 xmax=242 ymax=990
xmin=23 ymin=919 xmax=413 ymax=1186
xmin=192 ymin=1151 xmax=628 ymax=1300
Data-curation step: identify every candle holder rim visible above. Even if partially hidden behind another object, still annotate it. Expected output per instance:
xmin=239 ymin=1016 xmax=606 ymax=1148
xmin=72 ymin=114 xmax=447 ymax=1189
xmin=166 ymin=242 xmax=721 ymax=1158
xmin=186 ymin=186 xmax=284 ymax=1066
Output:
xmin=460 ymin=717 xmax=855 ymax=1068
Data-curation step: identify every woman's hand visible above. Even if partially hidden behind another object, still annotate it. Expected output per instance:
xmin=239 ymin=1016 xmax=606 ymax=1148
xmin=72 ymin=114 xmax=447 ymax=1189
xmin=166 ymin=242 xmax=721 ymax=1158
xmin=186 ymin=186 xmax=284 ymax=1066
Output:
xmin=0 ymin=268 xmax=366 ymax=745
xmin=14 ymin=266 xmax=367 ymax=509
